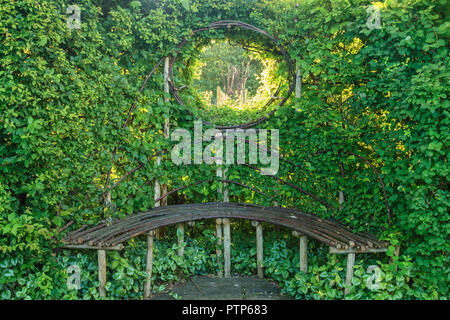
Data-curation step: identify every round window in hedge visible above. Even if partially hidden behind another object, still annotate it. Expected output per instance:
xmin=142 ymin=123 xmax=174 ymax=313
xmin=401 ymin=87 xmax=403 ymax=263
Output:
xmin=168 ymin=21 xmax=296 ymax=129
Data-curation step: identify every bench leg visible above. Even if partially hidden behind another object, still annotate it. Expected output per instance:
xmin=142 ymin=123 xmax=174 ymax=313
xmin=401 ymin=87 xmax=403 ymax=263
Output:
xmin=344 ymin=253 xmax=355 ymax=297
xmin=252 ymin=221 xmax=264 ymax=278
xmin=216 ymin=219 xmax=223 ymax=277
xmin=223 ymin=218 xmax=231 ymax=278
xmin=177 ymin=223 xmax=184 ymax=257
xmin=144 ymin=231 xmax=155 ymax=299
xmin=98 ymin=249 xmax=106 ymax=298
xmin=300 ymin=235 xmax=308 ymax=273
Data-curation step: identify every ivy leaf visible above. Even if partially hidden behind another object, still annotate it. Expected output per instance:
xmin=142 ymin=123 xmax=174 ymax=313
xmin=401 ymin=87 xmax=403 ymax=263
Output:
xmin=180 ymin=0 xmax=190 ymax=11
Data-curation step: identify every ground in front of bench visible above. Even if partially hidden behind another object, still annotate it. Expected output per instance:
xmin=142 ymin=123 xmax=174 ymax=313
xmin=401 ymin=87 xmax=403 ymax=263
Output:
xmin=150 ymin=275 xmax=292 ymax=300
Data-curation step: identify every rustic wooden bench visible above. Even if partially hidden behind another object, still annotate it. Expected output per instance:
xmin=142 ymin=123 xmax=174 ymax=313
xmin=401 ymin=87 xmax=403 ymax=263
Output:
xmin=61 ymin=202 xmax=388 ymax=298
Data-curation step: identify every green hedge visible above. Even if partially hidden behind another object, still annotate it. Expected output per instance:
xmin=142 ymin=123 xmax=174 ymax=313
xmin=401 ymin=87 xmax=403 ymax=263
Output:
xmin=0 ymin=0 xmax=448 ymax=299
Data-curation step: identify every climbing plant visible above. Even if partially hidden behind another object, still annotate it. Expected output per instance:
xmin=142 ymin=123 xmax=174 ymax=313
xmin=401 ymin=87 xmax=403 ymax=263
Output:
xmin=0 ymin=0 xmax=448 ymax=299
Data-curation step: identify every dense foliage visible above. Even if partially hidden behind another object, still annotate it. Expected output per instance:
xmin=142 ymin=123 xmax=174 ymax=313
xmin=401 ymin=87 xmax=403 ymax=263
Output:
xmin=0 ymin=0 xmax=448 ymax=299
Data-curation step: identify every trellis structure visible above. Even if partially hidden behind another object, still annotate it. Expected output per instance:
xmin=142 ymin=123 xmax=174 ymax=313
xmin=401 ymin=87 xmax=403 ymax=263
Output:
xmin=60 ymin=21 xmax=392 ymax=299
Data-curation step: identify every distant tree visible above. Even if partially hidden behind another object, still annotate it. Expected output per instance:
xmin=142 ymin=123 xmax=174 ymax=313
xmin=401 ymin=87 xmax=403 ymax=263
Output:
xmin=193 ymin=41 xmax=264 ymax=102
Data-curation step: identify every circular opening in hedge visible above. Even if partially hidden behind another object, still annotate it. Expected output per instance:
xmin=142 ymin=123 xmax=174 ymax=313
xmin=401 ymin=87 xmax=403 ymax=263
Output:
xmin=169 ymin=21 xmax=296 ymax=129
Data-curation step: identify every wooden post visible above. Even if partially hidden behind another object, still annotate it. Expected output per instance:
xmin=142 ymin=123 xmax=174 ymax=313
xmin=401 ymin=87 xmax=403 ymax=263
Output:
xmin=252 ymin=221 xmax=264 ymax=278
xmin=154 ymin=56 xmax=170 ymax=239
xmin=215 ymin=166 xmax=223 ymax=277
xmin=223 ymin=218 xmax=231 ymax=278
xmin=256 ymin=224 xmax=263 ymax=278
xmin=162 ymin=56 xmax=170 ymax=234
xmin=177 ymin=223 xmax=184 ymax=257
xmin=163 ymin=55 xmax=170 ymax=170
xmin=344 ymin=253 xmax=355 ymax=296
xmin=153 ymin=176 xmax=161 ymax=239
xmin=223 ymin=167 xmax=229 ymax=202
xmin=390 ymin=244 xmax=401 ymax=272
xmin=338 ymin=190 xmax=345 ymax=211
xmin=299 ymin=235 xmax=308 ymax=273
xmin=339 ymin=191 xmax=345 ymax=206
xmin=339 ymin=159 xmax=345 ymax=210
xmin=293 ymin=231 xmax=308 ymax=273
xmin=295 ymin=62 xmax=302 ymax=98
xmin=216 ymin=166 xmax=223 ymax=196
xmin=218 ymin=166 xmax=230 ymax=278
xmin=154 ymin=174 xmax=161 ymax=207
xmin=98 ymin=249 xmax=106 ymax=298
xmin=153 ymin=59 xmax=163 ymax=235
xmin=216 ymin=218 xmax=223 ymax=277
xmin=105 ymin=190 xmax=112 ymax=208
xmin=223 ymin=168 xmax=230 ymax=277
xmin=144 ymin=230 xmax=155 ymax=299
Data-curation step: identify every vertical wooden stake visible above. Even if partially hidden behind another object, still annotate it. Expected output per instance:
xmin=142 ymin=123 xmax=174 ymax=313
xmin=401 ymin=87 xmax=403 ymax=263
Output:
xmin=98 ymin=249 xmax=106 ymax=298
xmin=144 ymin=231 xmax=155 ymax=299
xmin=105 ymin=190 xmax=112 ymax=208
xmin=215 ymin=165 xmax=223 ymax=277
xmin=153 ymin=176 xmax=161 ymax=239
xmin=216 ymin=167 xmax=223 ymax=196
xmin=216 ymin=218 xmax=223 ymax=277
xmin=390 ymin=244 xmax=401 ymax=272
xmin=256 ymin=224 xmax=263 ymax=278
xmin=222 ymin=167 xmax=230 ymax=277
xmin=339 ymin=191 xmax=345 ymax=206
xmin=223 ymin=218 xmax=231 ymax=278
xmin=223 ymin=167 xmax=229 ymax=202
xmin=164 ymin=56 xmax=170 ymax=102
xmin=295 ymin=62 xmax=302 ymax=98
xmin=252 ymin=221 xmax=264 ymax=278
xmin=345 ymin=253 xmax=355 ymax=297
xmin=177 ymin=223 xmax=184 ymax=257
xmin=161 ymin=56 xmax=170 ymax=235
xmin=339 ymin=158 xmax=345 ymax=210
xmin=299 ymin=235 xmax=308 ymax=273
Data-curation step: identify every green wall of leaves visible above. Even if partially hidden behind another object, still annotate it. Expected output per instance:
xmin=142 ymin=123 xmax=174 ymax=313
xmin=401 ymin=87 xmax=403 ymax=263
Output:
xmin=0 ymin=0 xmax=448 ymax=299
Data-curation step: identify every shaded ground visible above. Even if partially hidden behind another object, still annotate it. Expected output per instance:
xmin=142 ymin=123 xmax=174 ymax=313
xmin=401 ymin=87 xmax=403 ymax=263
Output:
xmin=151 ymin=275 xmax=292 ymax=300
